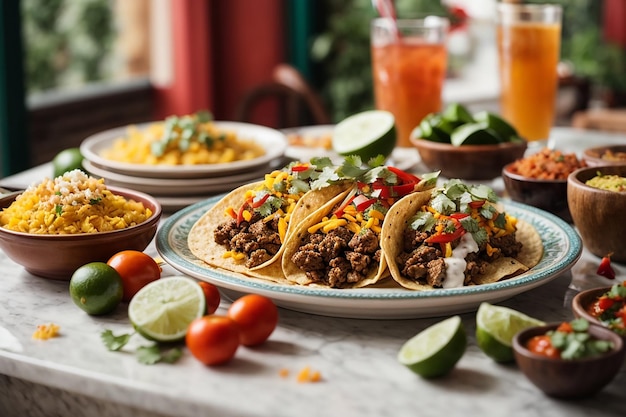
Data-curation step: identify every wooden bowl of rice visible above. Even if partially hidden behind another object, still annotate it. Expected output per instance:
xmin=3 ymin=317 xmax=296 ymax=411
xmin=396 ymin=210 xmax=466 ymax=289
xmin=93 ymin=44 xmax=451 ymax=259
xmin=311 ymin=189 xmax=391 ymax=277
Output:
xmin=0 ymin=172 xmax=161 ymax=280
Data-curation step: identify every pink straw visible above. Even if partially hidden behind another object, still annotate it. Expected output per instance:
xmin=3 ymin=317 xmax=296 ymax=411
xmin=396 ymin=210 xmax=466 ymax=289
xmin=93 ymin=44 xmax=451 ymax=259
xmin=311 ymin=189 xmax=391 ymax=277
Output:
xmin=372 ymin=0 xmax=400 ymax=40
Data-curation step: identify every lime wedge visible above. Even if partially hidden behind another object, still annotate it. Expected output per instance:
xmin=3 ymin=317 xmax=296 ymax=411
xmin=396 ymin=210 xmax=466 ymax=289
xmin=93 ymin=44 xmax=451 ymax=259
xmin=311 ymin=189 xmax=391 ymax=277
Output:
xmin=411 ymin=116 xmax=450 ymax=143
xmin=332 ymin=110 xmax=396 ymax=161
xmin=473 ymin=111 xmax=520 ymax=142
xmin=450 ymin=123 xmax=501 ymax=146
xmin=398 ymin=315 xmax=467 ymax=378
xmin=476 ymin=302 xmax=545 ymax=363
xmin=442 ymin=103 xmax=474 ymax=124
xmin=128 ymin=276 xmax=206 ymax=342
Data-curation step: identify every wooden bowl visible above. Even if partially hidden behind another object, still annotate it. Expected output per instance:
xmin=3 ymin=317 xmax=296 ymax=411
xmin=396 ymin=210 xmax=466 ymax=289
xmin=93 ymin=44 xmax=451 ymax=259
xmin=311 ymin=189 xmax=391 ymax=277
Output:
xmin=567 ymin=165 xmax=626 ymax=262
xmin=513 ymin=322 xmax=625 ymax=398
xmin=502 ymin=164 xmax=570 ymax=222
xmin=583 ymin=144 xmax=626 ymax=167
xmin=571 ymin=286 xmax=626 ymax=339
xmin=410 ymin=138 xmax=527 ymax=180
xmin=0 ymin=186 xmax=161 ymax=280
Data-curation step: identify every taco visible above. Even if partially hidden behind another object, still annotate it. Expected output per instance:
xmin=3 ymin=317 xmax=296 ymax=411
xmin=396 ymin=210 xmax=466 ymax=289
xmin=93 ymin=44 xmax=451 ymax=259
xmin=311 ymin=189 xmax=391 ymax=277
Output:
xmin=281 ymin=165 xmax=437 ymax=288
xmin=188 ymin=159 xmax=351 ymax=283
xmin=380 ymin=179 xmax=543 ymax=291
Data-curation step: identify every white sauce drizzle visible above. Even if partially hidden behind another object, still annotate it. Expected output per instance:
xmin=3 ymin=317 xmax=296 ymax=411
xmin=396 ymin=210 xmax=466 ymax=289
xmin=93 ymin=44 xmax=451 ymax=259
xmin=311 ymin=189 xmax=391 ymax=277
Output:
xmin=442 ymin=233 xmax=479 ymax=289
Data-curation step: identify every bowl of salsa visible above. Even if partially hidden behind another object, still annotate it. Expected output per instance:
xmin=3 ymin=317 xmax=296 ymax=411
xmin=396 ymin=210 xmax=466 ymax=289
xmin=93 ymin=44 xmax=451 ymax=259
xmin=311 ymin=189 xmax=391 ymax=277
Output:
xmin=572 ymin=281 xmax=626 ymax=338
xmin=512 ymin=319 xmax=625 ymax=398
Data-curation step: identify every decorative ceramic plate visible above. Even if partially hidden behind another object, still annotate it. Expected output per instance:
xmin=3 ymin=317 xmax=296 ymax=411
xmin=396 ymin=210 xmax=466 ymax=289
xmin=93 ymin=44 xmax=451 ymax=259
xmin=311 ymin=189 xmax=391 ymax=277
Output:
xmin=82 ymin=160 xmax=265 ymax=196
xmin=156 ymin=196 xmax=582 ymax=319
xmin=80 ymin=121 xmax=287 ymax=178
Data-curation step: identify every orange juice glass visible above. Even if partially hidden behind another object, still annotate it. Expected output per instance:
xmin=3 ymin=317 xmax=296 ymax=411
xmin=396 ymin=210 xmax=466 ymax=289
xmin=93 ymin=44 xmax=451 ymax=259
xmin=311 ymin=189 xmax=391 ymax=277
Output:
xmin=497 ymin=4 xmax=562 ymax=142
xmin=371 ymin=17 xmax=449 ymax=147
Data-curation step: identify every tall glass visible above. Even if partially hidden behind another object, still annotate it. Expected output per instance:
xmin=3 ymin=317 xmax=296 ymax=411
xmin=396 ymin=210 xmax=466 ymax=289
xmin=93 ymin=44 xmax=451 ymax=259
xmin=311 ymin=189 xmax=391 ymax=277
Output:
xmin=497 ymin=3 xmax=562 ymax=142
xmin=371 ymin=17 xmax=449 ymax=148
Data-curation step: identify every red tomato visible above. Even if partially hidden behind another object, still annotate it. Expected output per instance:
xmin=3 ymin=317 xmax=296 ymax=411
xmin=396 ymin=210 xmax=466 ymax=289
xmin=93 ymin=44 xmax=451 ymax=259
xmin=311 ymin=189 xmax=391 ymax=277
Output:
xmin=198 ymin=281 xmax=221 ymax=314
xmin=526 ymin=335 xmax=560 ymax=359
xmin=186 ymin=316 xmax=240 ymax=365
xmin=107 ymin=250 xmax=161 ymax=302
xmin=227 ymin=294 xmax=278 ymax=346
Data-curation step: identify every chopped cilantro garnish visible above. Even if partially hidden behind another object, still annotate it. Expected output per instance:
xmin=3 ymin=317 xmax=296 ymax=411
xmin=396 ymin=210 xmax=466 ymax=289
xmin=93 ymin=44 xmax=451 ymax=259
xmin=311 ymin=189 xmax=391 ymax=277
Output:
xmin=55 ymin=205 xmax=63 ymax=216
xmin=89 ymin=197 xmax=102 ymax=205
xmin=101 ymin=329 xmax=183 ymax=365
xmin=409 ymin=211 xmax=435 ymax=232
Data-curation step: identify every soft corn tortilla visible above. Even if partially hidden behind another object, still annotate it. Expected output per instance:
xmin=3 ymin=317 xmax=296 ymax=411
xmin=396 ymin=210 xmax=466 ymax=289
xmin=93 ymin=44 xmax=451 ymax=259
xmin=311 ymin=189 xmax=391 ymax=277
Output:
xmin=188 ymin=181 xmax=350 ymax=283
xmin=280 ymin=190 xmax=385 ymax=287
xmin=380 ymin=192 xmax=544 ymax=291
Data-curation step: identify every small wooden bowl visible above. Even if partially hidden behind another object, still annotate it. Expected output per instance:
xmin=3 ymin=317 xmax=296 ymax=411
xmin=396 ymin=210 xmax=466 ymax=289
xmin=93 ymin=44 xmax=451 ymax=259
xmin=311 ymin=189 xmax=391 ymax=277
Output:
xmin=410 ymin=138 xmax=527 ymax=180
xmin=567 ymin=165 xmax=626 ymax=262
xmin=583 ymin=144 xmax=626 ymax=167
xmin=513 ymin=322 xmax=625 ymax=398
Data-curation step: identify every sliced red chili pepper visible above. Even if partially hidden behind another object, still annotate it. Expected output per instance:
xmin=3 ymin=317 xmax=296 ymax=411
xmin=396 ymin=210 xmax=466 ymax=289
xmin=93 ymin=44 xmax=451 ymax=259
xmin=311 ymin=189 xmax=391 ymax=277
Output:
xmin=450 ymin=213 xmax=470 ymax=220
xmin=251 ymin=193 xmax=270 ymax=208
xmin=236 ymin=203 xmax=247 ymax=226
xmin=597 ymin=253 xmax=616 ymax=280
xmin=387 ymin=166 xmax=420 ymax=184
xmin=290 ymin=164 xmax=309 ymax=172
xmin=334 ymin=188 xmax=357 ymax=218
xmin=354 ymin=195 xmax=377 ymax=212
xmin=426 ymin=224 xmax=466 ymax=244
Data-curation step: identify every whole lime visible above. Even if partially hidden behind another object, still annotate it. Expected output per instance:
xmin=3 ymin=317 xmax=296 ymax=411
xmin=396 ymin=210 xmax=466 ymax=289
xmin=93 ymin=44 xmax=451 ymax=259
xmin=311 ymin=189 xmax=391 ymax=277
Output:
xmin=69 ymin=262 xmax=124 ymax=315
xmin=53 ymin=148 xmax=84 ymax=177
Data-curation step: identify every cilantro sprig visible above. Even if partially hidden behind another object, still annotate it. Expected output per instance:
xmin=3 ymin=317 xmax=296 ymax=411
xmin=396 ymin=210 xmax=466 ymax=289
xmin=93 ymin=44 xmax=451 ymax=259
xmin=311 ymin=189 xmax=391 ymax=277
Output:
xmin=101 ymin=329 xmax=182 ymax=365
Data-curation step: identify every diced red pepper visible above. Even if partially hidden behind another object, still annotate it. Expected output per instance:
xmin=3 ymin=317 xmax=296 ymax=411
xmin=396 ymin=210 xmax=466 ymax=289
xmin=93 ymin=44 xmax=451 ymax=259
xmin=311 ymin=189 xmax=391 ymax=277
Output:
xmin=334 ymin=188 xmax=357 ymax=218
xmin=290 ymin=164 xmax=309 ymax=172
xmin=353 ymin=194 xmax=377 ymax=212
xmin=468 ymin=200 xmax=485 ymax=209
xmin=597 ymin=296 xmax=615 ymax=311
xmin=450 ymin=213 xmax=470 ymax=220
xmin=426 ymin=222 xmax=466 ymax=244
xmin=387 ymin=166 xmax=420 ymax=184
xmin=236 ymin=203 xmax=247 ymax=226
xmin=597 ymin=253 xmax=616 ymax=280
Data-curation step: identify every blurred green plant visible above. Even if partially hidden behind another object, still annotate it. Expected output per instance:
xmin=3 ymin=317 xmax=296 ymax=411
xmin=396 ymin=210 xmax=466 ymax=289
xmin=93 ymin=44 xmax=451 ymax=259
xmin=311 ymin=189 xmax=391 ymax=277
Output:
xmin=22 ymin=0 xmax=114 ymax=94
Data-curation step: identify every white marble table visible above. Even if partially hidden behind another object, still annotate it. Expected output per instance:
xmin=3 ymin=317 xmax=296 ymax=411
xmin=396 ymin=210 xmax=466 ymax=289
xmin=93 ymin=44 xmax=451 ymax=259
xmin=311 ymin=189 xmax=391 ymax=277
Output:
xmin=1 ymin=140 xmax=626 ymax=416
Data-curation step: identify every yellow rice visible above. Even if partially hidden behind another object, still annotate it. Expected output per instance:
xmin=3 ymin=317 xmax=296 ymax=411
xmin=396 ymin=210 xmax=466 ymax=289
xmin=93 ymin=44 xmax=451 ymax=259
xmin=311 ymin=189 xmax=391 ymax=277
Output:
xmin=100 ymin=115 xmax=265 ymax=165
xmin=0 ymin=170 xmax=153 ymax=234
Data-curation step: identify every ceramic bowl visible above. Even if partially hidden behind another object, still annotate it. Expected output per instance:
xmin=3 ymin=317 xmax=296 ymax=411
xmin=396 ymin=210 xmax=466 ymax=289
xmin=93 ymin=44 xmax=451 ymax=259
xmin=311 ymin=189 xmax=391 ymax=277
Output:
xmin=567 ymin=165 xmax=626 ymax=262
xmin=502 ymin=164 xmax=570 ymax=222
xmin=410 ymin=138 xmax=527 ymax=180
xmin=583 ymin=144 xmax=626 ymax=167
xmin=513 ymin=322 xmax=625 ymax=398
xmin=571 ymin=286 xmax=626 ymax=339
xmin=0 ymin=186 xmax=161 ymax=280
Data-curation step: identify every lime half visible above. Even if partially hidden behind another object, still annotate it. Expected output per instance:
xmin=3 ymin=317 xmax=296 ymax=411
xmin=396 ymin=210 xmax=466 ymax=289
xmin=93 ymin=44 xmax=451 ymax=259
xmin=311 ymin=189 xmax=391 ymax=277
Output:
xmin=473 ymin=111 xmax=519 ymax=142
xmin=476 ymin=302 xmax=545 ymax=363
xmin=128 ymin=276 xmax=206 ymax=342
xmin=398 ymin=315 xmax=467 ymax=378
xmin=332 ymin=110 xmax=396 ymax=162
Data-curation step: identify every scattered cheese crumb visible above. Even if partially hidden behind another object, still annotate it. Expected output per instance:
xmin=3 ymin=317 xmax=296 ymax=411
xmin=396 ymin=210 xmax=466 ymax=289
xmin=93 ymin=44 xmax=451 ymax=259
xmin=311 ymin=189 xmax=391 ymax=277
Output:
xmin=32 ymin=323 xmax=60 ymax=340
xmin=279 ymin=368 xmax=290 ymax=378
xmin=296 ymin=366 xmax=322 ymax=383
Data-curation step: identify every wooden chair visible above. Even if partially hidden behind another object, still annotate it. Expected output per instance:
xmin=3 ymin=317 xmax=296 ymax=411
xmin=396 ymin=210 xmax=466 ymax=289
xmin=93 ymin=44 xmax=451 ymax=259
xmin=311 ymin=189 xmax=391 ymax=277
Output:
xmin=235 ymin=64 xmax=331 ymax=128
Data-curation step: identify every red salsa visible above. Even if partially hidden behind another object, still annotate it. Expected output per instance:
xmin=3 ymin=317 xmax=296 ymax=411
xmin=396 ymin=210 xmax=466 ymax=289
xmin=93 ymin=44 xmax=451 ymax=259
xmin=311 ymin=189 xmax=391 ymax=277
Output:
xmin=587 ymin=281 xmax=626 ymax=336
xmin=525 ymin=319 xmax=614 ymax=359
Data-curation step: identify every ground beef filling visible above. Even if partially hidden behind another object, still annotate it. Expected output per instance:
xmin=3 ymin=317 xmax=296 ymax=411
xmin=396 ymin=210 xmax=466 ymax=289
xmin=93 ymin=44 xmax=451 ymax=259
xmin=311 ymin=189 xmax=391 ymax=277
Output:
xmin=396 ymin=228 xmax=523 ymax=287
xmin=291 ymin=226 xmax=381 ymax=288
xmin=214 ymin=213 xmax=282 ymax=268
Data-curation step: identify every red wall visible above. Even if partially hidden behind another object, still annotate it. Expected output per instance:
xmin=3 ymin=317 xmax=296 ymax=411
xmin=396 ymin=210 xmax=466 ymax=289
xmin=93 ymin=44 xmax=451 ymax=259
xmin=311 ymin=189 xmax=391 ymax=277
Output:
xmin=154 ymin=0 xmax=286 ymax=124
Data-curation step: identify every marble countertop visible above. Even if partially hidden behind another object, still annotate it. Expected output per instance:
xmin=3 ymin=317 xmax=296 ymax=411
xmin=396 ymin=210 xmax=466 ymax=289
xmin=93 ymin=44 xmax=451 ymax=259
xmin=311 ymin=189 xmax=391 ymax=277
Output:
xmin=1 ymin=134 xmax=626 ymax=417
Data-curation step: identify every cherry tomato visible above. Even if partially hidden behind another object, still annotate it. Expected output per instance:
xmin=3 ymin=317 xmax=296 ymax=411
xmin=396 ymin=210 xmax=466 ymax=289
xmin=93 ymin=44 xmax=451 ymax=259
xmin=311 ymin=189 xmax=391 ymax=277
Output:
xmin=186 ymin=315 xmax=240 ymax=365
xmin=198 ymin=281 xmax=221 ymax=314
xmin=227 ymin=294 xmax=278 ymax=346
xmin=107 ymin=250 xmax=161 ymax=302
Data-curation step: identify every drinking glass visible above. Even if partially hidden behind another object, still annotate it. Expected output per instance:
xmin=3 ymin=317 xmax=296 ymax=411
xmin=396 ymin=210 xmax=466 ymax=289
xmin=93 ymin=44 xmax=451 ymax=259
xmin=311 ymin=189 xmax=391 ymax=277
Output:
xmin=371 ymin=17 xmax=449 ymax=148
xmin=497 ymin=3 xmax=562 ymax=143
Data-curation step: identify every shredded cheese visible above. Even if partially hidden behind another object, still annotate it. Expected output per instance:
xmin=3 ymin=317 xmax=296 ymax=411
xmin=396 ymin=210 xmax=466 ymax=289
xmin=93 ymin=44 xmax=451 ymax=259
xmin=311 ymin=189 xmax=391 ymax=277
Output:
xmin=32 ymin=323 xmax=60 ymax=340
